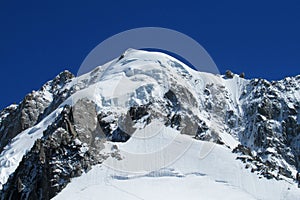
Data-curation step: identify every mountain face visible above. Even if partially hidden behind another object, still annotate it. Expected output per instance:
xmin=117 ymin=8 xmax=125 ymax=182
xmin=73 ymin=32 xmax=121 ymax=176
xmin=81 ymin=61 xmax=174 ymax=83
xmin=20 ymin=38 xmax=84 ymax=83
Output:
xmin=0 ymin=49 xmax=299 ymax=199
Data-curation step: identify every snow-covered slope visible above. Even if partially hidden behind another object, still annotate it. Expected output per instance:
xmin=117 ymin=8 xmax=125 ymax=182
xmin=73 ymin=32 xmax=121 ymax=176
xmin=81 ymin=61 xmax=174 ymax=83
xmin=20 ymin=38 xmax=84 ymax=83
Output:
xmin=54 ymin=124 xmax=300 ymax=200
xmin=0 ymin=49 xmax=299 ymax=199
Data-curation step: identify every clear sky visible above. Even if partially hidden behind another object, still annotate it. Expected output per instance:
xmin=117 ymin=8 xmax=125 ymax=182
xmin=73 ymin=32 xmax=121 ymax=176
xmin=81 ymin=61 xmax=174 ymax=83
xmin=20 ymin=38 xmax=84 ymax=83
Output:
xmin=0 ymin=1 xmax=300 ymax=109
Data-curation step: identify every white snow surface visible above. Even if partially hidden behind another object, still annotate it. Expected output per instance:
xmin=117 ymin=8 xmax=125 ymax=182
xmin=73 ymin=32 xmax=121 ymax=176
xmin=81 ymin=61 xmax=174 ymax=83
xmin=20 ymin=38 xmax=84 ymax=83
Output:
xmin=54 ymin=122 xmax=300 ymax=200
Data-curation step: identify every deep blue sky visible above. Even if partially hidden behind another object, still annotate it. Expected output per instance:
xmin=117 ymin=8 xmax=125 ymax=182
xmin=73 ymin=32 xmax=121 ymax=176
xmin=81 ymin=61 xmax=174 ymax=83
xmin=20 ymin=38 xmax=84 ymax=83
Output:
xmin=0 ymin=1 xmax=300 ymax=109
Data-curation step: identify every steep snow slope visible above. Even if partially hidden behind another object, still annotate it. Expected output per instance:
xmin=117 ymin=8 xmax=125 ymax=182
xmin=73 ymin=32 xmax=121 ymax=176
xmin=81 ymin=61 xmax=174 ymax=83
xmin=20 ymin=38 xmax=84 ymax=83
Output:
xmin=54 ymin=124 xmax=300 ymax=200
xmin=0 ymin=107 xmax=63 ymax=189
xmin=0 ymin=49 xmax=299 ymax=199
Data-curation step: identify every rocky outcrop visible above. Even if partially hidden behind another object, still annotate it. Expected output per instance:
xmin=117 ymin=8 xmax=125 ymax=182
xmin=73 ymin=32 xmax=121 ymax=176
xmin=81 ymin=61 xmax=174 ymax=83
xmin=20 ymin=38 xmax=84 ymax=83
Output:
xmin=0 ymin=71 xmax=74 ymax=154
xmin=239 ymin=77 xmax=300 ymax=178
xmin=233 ymin=144 xmax=293 ymax=180
xmin=0 ymin=104 xmax=107 ymax=200
xmin=73 ymin=98 xmax=106 ymax=148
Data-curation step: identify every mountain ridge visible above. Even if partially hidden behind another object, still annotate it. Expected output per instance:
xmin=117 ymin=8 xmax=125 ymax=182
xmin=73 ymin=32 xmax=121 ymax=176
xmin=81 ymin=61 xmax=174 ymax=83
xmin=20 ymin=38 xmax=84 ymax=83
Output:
xmin=0 ymin=49 xmax=299 ymax=199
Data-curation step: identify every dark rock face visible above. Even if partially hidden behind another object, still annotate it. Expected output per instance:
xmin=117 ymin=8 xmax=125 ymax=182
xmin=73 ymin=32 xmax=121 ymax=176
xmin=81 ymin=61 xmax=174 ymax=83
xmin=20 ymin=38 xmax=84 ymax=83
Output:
xmin=239 ymin=77 xmax=300 ymax=179
xmin=225 ymin=70 xmax=234 ymax=79
xmin=111 ymin=127 xmax=131 ymax=142
xmin=97 ymin=113 xmax=115 ymax=137
xmin=129 ymin=104 xmax=150 ymax=121
xmin=239 ymin=72 xmax=245 ymax=78
xmin=164 ymin=90 xmax=180 ymax=111
xmin=36 ymin=71 xmax=75 ymax=122
xmin=97 ymin=110 xmax=136 ymax=142
xmin=0 ymin=105 xmax=107 ymax=200
xmin=0 ymin=71 xmax=75 ymax=154
xmin=73 ymin=98 xmax=106 ymax=148
xmin=233 ymin=144 xmax=293 ymax=180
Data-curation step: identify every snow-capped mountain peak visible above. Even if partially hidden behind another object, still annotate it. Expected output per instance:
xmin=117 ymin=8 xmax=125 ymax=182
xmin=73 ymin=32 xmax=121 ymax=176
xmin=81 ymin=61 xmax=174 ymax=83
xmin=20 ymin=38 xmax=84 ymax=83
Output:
xmin=0 ymin=49 xmax=300 ymax=199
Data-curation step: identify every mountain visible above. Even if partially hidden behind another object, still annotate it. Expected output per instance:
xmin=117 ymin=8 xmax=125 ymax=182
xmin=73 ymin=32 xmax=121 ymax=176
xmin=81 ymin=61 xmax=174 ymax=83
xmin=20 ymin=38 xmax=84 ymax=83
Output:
xmin=0 ymin=49 xmax=299 ymax=199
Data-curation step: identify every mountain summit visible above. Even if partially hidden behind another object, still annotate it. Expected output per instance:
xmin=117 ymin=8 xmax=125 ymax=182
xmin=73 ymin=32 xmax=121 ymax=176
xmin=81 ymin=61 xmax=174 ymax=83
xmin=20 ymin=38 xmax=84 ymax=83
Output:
xmin=0 ymin=49 xmax=300 ymax=199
